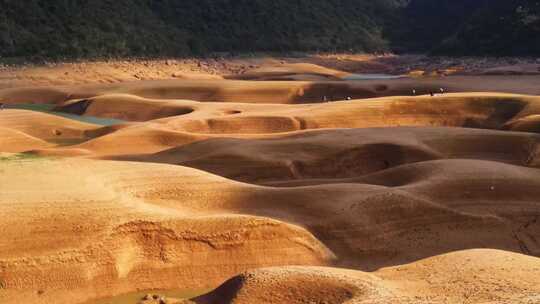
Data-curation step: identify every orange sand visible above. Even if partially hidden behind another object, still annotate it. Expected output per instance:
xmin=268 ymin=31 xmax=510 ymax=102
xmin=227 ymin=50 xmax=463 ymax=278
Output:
xmin=1 ymin=59 xmax=539 ymax=304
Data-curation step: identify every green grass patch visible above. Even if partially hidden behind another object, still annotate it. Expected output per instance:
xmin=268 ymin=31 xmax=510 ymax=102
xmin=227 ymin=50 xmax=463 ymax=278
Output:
xmin=0 ymin=152 xmax=47 ymax=162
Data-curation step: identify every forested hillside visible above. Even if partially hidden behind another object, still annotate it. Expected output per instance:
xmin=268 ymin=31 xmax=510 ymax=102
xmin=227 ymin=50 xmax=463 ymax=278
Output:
xmin=0 ymin=0 xmax=538 ymax=59
xmin=434 ymin=0 xmax=540 ymax=56
xmin=395 ymin=0 xmax=540 ymax=56
xmin=0 ymin=0 xmax=397 ymax=59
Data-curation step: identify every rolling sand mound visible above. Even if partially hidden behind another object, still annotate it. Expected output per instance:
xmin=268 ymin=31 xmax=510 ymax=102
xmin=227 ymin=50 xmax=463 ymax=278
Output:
xmin=195 ymin=249 xmax=540 ymax=304
xmin=0 ymin=159 xmax=334 ymax=304
xmin=28 ymin=92 xmax=540 ymax=160
xmin=0 ymin=127 xmax=52 ymax=152
xmin=63 ymin=125 xmax=204 ymax=156
xmin=0 ymin=109 xmax=98 ymax=144
xmin=377 ymin=249 xmax=540 ymax=303
xmin=2 ymin=75 xmax=540 ymax=106
xmin=227 ymin=63 xmax=350 ymax=81
xmin=2 ymin=156 xmax=540 ymax=303
xmin=193 ymin=266 xmax=388 ymax=304
xmin=164 ymin=93 xmax=540 ymax=134
xmin=55 ymin=94 xmax=196 ymax=121
xmin=115 ymin=127 xmax=539 ymax=184
xmin=47 ymin=93 xmax=540 ymax=135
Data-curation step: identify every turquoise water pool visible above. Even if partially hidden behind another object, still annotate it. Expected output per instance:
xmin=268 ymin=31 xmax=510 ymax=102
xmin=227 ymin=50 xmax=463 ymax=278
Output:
xmin=5 ymin=104 xmax=125 ymax=126
xmin=83 ymin=288 xmax=209 ymax=304
xmin=343 ymin=73 xmax=406 ymax=80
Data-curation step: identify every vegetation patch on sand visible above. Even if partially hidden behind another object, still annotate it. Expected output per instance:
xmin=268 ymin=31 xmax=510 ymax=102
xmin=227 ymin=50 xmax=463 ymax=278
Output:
xmin=0 ymin=152 xmax=47 ymax=162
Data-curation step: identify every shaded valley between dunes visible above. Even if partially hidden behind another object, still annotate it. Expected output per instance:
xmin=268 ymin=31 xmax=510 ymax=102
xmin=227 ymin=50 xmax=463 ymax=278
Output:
xmin=1 ymin=63 xmax=540 ymax=304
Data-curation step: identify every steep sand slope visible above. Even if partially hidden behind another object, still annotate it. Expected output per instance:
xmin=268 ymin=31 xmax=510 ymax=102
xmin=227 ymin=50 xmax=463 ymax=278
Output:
xmin=195 ymin=250 xmax=540 ymax=304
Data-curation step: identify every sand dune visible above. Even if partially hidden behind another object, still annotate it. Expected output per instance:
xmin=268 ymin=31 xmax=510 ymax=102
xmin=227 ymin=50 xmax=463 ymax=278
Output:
xmin=160 ymin=93 xmax=540 ymax=134
xmin=43 ymin=93 xmax=540 ymax=133
xmin=112 ymin=127 xmax=539 ymax=184
xmin=33 ymin=93 xmax=540 ymax=166
xmin=55 ymin=94 xmax=196 ymax=121
xmin=0 ymin=159 xmax=334 ymax=304
xmin=193 ymin=266 xmax=390 ymax=304
xmin=226 ymin=63 xmax=350 ymax=81
xmin=16 ymin=93 xmax=540 ymax=161
xmin=0 ymin=109 xmax=98 ymax=145
xmin=2 ymin=61 xmax=540 ymax=304
xmin=195 ymin=249 xmax=540 ymax=304
xmin=0 ymin=127 xmax=53 ymax=152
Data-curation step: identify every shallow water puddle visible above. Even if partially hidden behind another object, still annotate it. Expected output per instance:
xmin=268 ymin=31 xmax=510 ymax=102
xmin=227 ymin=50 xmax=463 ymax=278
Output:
xmin=5 ymin=103 xmax=125 ymax=126
xmin=84 ymin=288 xmax=209 ymax=304
xmin=342 ymin=73 xmax=406 ymax=80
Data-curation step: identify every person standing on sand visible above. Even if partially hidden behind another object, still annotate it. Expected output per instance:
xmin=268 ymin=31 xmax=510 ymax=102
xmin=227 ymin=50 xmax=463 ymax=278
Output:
xmin=440 ymin=88 xmax=445 ymax=94
xmin=0 ymin=103 xmax=4 ymax=110
xmin=412 ymin=89 xmax=416 ymax=96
